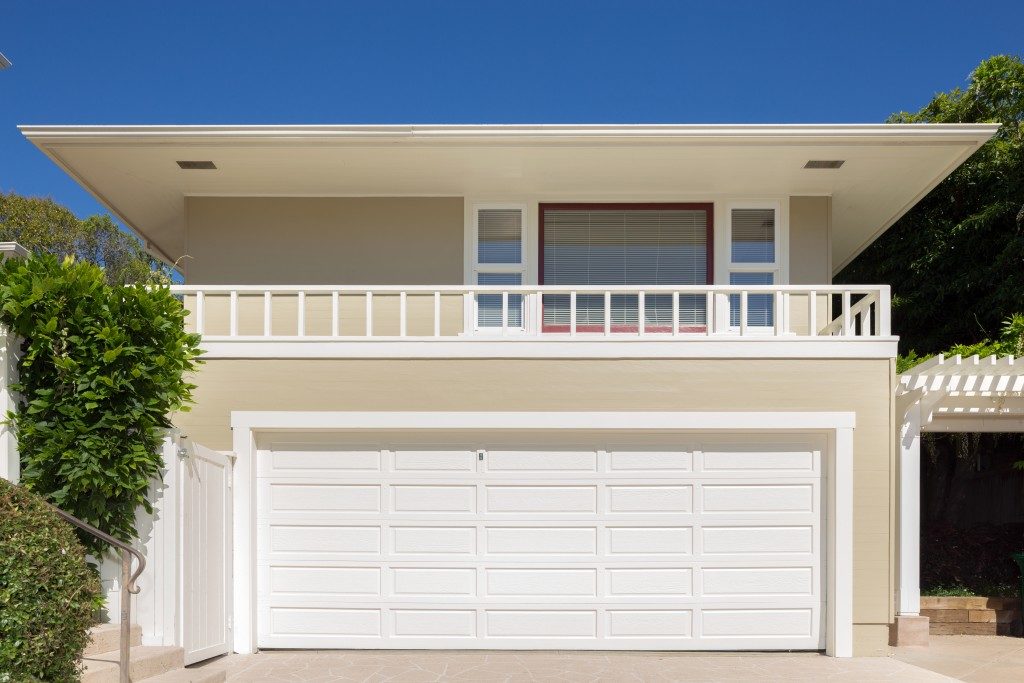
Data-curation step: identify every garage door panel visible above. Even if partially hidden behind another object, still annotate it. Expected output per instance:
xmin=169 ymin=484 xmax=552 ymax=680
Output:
xmin=257 ymin=432 xmax=826 ymax=650
xmin=392 ymin=485 xmax=476 ymax=513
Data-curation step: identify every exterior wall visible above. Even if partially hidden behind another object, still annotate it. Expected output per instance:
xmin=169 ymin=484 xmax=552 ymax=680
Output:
xmin=184 ymin=197 xmax=465 ymax=285
xmin=790 ymin=196 xmax=831 ymax=284
xmin=174 ymin=357 xmax=894 ymax=655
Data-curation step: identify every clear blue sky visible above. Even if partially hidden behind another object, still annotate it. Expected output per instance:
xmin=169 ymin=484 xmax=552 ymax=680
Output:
xmin=1 ymin=0 xmax=1021 ymax=222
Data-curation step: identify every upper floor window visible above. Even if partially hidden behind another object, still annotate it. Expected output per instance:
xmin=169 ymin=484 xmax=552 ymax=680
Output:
xmin=473 ymin=206 xmax=526 ymax=329
xmin=728 ymin=204 xmax=781 ymax=327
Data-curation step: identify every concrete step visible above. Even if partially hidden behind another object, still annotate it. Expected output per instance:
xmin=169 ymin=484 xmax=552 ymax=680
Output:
xmin=145 ymin=667 xmax=226 ymax=683
xmin=85 ymin=623 xmax=143 ymax=657
xmin=82 ymin=645 xmax=183 ymax=683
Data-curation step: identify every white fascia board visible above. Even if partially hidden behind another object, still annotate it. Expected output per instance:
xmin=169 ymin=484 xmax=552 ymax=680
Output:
xmin=18 ymin=123 xmax=1000 ymax=145
xmin=195 ymin=338 xmax=899 ymax=360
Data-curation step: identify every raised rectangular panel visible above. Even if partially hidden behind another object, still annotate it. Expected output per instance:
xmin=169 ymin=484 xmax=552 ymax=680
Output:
xmin=269 ymin=566 xmax=380 ymax=596
xmin=270 ymin=484 xmax=380 ymax=512
xmin=270 ymin=607 xmax=380 ymax=636
xmin=703 ymin=526 xmax=813 ymax=554
xmin=393 ymin=610 xmax=476 ymax=637
xmin=487 ymin=527 xmax=597 ymax=555
xmin=701 ymin=609 xmax=813 ymax=637
xmin=269 ymin=525 xmax=380 ymax=554
xmin=609 ymin=451 xmax=692 ymax=471
xmin=703 ymin=446 xmax=814 ymax=472
xmin=702 ymin=485 xmax=813 ymax=513
xmin=392 ymin=485 xmax=476 ymax=513
xmin=391 ymin=526 xmax=476 ymax=555
xmin=392 ymin=568 xmax=476 ymax=596
xmin=486 ymin=486 xmax=596 ymax=513
xmin=608 ymin=486 xmax=692 ymax=513
xmin=486 ymin=569 xmax=597 ymax=597
xmin=486 ymin=610 xmax=596 ymax=638
xmin=702 ymin=567 xmax=814 ymax=596
xmin=608 ymin=527 xmax=692 ymax=555
xmin=608 ymin=610 xmax=691 ymax=638
xmin=270 ymin=448 xmax=380 ymax=472
xmin=487 ymin=450 xmax=597 ymax=472
xmin=609 ymin=569 xmax=692 ymax=596
xmin=393 ymin=449 xmax=476 ymax=472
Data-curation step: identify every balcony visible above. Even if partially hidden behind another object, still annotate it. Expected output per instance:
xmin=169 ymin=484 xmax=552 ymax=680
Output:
xmin=171 ymin=284 xmax=893 ymax=359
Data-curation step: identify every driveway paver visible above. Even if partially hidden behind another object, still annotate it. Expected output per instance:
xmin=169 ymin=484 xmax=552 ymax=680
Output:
xmin=189 ymin=649 xmax=954 ymax=682
xmin=892 ymin=635 xmax=1024 ymax=682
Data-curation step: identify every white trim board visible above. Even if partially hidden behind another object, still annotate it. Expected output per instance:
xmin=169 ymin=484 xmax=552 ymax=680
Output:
xmin=196 ymin=338 xmax=899 ymax=359
xmin=229 ymin=410 xmax=855 ymax=657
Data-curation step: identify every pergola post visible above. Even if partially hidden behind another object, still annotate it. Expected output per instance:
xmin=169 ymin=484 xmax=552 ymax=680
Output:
xmin=891 ymin=398 xmax=929 ymax=645
xmin=0 ymin=243 xmax=27 ymax=483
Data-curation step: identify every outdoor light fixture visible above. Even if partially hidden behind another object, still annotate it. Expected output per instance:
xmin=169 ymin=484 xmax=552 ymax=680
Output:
xmin=176 ymin=160 xmax=217 ymax=170
xmin=803 ymin=160 xmax=845 ymax=169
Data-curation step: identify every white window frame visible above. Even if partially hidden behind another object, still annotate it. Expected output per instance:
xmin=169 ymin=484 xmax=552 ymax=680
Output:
xmin=469 ymin=203 xmax=528 ymax=333
xmin=725 ymin=200 xmax=786 ymax=331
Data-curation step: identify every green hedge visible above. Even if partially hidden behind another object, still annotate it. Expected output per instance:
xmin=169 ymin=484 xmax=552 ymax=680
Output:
xmin=0 ymin=477 xmax=100 ymax=682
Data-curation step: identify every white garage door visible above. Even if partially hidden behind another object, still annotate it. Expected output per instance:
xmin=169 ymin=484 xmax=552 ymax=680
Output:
xmin=256 ymin=432 xmax=826 ymax=650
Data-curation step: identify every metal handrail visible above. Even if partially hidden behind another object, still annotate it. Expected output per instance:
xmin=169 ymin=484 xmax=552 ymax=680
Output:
xmin=47 ymin=502 xmax=145 ymax=683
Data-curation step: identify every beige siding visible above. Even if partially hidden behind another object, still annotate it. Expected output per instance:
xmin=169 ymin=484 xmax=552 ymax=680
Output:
xmin=789 ymin=196 xmax=831 ymax=284
xmin=174 ymin=357 xmax=893 ymax=654
xmin=184 ymin=197 xmax=464 ymax=285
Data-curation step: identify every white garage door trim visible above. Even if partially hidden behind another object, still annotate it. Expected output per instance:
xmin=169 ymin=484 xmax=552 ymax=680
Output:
xmin=230 ymin=412 xmax=854 ymax=657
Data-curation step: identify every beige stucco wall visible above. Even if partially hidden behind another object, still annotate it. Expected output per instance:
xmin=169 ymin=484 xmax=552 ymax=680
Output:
xmin=174 ymin=357 xmax=894 ymax=655
xmin=789 ymin=196 xmax=831 ymax=284
xmin=184 ymin=197 xmax=465 ymax=285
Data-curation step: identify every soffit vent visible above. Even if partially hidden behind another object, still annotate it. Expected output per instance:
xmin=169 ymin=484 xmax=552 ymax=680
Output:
xmin=176 ymin=160 xmax=217 ymax=170
xmin=804 ymin=160 xmax=845 ymax=169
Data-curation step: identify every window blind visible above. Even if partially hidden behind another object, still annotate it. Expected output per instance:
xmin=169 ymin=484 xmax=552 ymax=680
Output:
xmin=541 ymin=207 xmax=709 ymax=328
xmin=731 ymin=208 xmax=775 ymax=264
xmin=477 ymin=209 xmax=523 ymax=264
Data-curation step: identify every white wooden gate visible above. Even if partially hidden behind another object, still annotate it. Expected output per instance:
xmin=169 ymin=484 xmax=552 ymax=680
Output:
xmin=181 ymin=442 xmax=233 ymax=664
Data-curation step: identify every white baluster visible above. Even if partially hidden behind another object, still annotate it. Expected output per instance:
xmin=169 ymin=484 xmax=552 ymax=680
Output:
xmin=229 ymin=290 xmax=238 ymax=337
xmin=569 ymin=291 xmax=577 ymax=337
xmin=808 ymin=290 xmax=817 ymax=336
xmin=740 ymin=291 xmax=748 ymax=336
xmin=297 ymin=291 xmax=306 ymax=337
xmin=399 ymin=291 xmax=407 ymax=338
xmin=638 ymin=291 xmax=645 ymax=336
xmin=195 ymin=291 xmax=204 ymax=335
xmin=331 ymin=291 xmax=340 ymax=337
xmin=264 ymin=291 xmax=272 ymax=337
xmin=434 ymin=291 xmax=441 ymax=337
xmin=705 ymin=291 xmax=714 ymax=336
xmin=365 ymin=292 xmax=373 ymax=337
xmin=774 ymin=290 xmax=783 ymax=336
xmin=604 ymin=291 xmax=612 ymax=336
xmin=672 ymin=291 xmax=680 ymax=336
xmin=501 ymin=291 xmax=509 ymax=336
xmin=842 ymin=290 xmax=852 ymax=337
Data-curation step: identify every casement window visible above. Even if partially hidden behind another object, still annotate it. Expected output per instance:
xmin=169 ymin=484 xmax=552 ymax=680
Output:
xmin=727 ymin=205 xmax=781 ymax=327
xmin=473 ymin=206 xmax=526 ymax=328
xmin=540 ymin=204 xmax=713 ymax=331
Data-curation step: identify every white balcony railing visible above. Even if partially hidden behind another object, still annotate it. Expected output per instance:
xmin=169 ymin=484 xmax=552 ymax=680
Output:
xmin=171 ymin=285 xmax=891 ymax=341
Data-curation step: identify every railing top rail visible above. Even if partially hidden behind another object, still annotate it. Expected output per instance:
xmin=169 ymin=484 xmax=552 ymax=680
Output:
xmin=171 ymin=284 xmax=889 ymax=294
xmin=46 ymin=501 xmax=146 ymax=594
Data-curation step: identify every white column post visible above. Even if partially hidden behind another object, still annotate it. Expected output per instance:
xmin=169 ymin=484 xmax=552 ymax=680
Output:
xmin=898 ymin=400 xmax=922 ymax=616
xmin=0 ymin=242 xmax=28 ymax=483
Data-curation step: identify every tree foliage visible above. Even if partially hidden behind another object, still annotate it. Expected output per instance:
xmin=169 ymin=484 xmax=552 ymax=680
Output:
xmin=0 ymin=254 xmax=202 ymax=553
xmin=838 ymin=55 xmax=1024 ymax=355
xmin=0 ymin=191 xmax=166 ymax=285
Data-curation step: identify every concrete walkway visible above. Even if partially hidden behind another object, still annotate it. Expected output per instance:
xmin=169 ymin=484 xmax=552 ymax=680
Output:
xmin=190 ymin=649 xmax=953 ymax=682
xmin=893 ymin=635 xmax=1024 ymax=682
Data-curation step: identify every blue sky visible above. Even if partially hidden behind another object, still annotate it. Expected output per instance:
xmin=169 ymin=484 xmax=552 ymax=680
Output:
xmin=1 ymin=1 xmax=1021 ymax=222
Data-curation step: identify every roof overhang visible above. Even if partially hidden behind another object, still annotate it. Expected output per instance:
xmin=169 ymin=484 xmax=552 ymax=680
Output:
xmin=20 ymin=123 xmax=998 ymax=270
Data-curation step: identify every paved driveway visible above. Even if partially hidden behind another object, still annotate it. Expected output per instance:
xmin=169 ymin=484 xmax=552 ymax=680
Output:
xmin=190 ymin=649 xmax=953 ymax=682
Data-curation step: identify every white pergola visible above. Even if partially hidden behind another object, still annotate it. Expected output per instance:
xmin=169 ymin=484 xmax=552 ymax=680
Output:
xmin=895 ymin=354 xmax=1024 ymax=641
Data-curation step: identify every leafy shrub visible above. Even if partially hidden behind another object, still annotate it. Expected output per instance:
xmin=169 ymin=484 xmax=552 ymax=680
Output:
xmin=0 ymin=254 xmax=202 ymax=553
xmin=0 ymin=477 xmax=100 ymax=682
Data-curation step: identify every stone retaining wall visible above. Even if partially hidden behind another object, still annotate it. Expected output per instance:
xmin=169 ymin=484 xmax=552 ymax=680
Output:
xmin=921 ymin=596 xmax=1022 ymax=636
